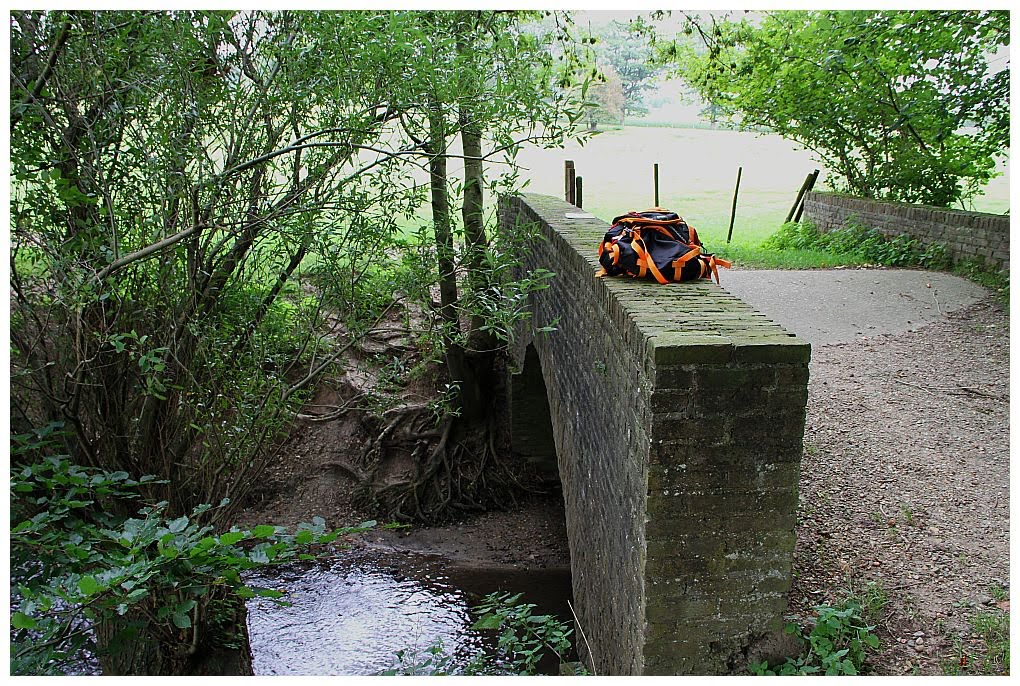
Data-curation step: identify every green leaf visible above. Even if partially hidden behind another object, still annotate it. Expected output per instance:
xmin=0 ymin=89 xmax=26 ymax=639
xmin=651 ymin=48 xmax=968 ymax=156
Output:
xmin=219 ymin=531 xmax=246 ymax=546
xmin=78 ymin=575 xmax=102 ymax=596
xmin=251 ymin=524 xmax=277 ymax=538
xmin=172 ymin=611 xmax=192 ymax=629
xmin=126 ymin=588 xmax=149 ymax=602
xmin=168 ymin=516 xmax=189 ymax=533
xmin=190 ymin=536 xmax=218 ymax=556
xmin=11 ymin=612 xmax=37 ymax=630
xmin=471 ymin=613 xmax=504 ymax=630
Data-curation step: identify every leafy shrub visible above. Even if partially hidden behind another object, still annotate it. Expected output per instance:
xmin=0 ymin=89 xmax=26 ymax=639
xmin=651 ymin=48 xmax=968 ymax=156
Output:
xmin=764 ymin=219 xmax=952 ymax=270
xmin=749 ymin=598 xmax=880 ymax=676
xmin=9 ymin=430 xmax=366 ymax=675
xmin=762 ymin=221 xmax=830 ymax=251
xmin=954 ymin=257 xmax=1009 ymax=307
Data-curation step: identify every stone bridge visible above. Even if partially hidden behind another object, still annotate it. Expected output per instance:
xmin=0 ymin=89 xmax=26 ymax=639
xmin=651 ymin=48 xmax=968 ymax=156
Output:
xmin=500 ymin=194 xmax=811 ymax=675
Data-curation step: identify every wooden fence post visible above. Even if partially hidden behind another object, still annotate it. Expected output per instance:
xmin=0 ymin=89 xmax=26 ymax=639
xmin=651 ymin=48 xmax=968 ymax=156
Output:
xmin=785 ymin=169 xmax=819 ymax=224
xmin=565 ymin=160 xmax=576 ymax=205
xmin=727 ymin=166 xmax=742 ymax=244
xmin=794 ymin=170 xmax=819 ymax=223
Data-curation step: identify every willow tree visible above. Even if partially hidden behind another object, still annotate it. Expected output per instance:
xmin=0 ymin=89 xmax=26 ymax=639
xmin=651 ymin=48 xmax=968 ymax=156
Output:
xmin=351 ymin=10 xmax=594 ymax=520
xmin=9 ymin=11 xmax=443 ymax=673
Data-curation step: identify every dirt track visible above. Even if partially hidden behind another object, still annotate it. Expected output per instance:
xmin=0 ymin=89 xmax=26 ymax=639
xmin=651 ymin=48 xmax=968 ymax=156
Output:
xmin=789 ymin=295 xmax=1009 ymax=675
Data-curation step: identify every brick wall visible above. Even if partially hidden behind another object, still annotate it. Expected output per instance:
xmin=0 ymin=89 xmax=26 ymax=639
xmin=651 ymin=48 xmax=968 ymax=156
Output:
xmin=802 ymin=191 xmax=1010 ymax=271
xmin=500 ymin=193 xmax=810 ymax=675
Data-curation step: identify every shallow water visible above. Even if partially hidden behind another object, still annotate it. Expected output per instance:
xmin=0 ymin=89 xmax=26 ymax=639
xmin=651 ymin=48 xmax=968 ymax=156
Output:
xmin=244 ymin=550 xmax=573 ymax=676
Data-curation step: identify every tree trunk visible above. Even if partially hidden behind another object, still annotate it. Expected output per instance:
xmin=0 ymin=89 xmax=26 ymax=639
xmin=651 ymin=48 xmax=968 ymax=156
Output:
xmin=460 ymin=110 xmax=488 ymax=338
xmin=455 ymin=16 xmax=499 ymax=424
xmin=427 ymin=106 xmax=469 ymax=397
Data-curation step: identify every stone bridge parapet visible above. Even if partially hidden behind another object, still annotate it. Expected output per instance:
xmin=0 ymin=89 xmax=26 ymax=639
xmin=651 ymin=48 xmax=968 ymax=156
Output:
xmin=500 ymin=193 xmax=810 ymax=675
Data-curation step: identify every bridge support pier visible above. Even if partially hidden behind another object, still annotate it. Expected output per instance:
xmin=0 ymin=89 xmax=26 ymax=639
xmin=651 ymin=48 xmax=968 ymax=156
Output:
xmin=502 ymin=193 xmax=810 ymax=675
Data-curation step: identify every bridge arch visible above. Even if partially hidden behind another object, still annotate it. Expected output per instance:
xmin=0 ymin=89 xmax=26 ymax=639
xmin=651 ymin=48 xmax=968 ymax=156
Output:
xmin=509 ymin=343 xmax=559 ymax=487
xmin=501 ymin=193 xmax=811 ymax=675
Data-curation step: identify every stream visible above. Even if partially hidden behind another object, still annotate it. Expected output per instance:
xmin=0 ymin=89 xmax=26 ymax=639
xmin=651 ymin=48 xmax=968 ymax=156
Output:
xmin=244 ymin=549 xmax=574 ymax=675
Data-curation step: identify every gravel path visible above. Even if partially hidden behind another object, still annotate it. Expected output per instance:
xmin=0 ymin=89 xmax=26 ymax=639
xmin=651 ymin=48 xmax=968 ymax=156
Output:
xmin=789 ymin=295 xmax=1009 ymax=675
xmin=720 ymin=268 xmax=1007 ymax=675
xmin=720 ymin=267 xmax=991 ymax=345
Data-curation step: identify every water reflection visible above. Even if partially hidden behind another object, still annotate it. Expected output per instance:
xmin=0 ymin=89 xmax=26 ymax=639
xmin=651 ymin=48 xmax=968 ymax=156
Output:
xmin=245 ymin=551 xmax=572 ymax=676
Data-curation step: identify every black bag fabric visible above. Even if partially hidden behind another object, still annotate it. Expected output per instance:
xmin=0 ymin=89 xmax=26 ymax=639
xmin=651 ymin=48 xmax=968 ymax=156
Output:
xmin=596 ymin=208 xmax=731 ymax=284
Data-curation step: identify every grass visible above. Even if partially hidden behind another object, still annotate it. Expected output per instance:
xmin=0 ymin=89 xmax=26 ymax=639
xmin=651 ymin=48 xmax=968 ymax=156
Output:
xmin=517 ymin=126 xmax=826 ymax=248
xmin=516 ymin=125 xmax=1009 ymax=248
xmin=942 ymin=587 xmax=1010 ymax=676
xmin=515 ymin=125 xmax=1010 ymax=294
xmin=711 ymin=243 xmax=867 ymax=270
xmin=313 ymin=126 xmax=1008 ymax=301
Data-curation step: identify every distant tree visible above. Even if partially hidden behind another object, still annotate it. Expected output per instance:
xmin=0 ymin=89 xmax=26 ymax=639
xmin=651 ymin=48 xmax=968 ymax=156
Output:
xmin=590 ymin=19 xmax=662 ymax=120
xmin=699 ymin=103 xmax=724 ymax=129
xmin=586 ymin=62 xmax=625 ymax=129
xmin=660 ymin=10 xmax=1009 ymax=207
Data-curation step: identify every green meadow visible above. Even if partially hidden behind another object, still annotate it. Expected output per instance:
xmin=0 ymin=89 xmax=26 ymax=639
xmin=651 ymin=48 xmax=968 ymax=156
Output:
xmin=514 ymin=125 xmax=1010 ymax=260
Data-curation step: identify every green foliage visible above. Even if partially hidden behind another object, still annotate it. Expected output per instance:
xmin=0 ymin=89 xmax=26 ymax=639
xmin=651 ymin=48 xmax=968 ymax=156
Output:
xmin=9 ymin=432 xmax=369 ymax=675
xmin=750 ymin=598 xmax=881 ymax=676
xmin=759 ymin=219 xmax=1008 ymax=306
xmin=379 ymin=638 xmax=489 ymax=677
xmin=471 ymin=591 xmax=577 ymax=674
xmin=379 ymin=591 xmax=584 ymax=676
xmin=846 ymin=580 xmax=889 ymax=626
xmin=763 ymin=220 xmax=953 ymax=270
xmin=665 ymin=10 xmax=1009 ymax=208
xmin=9 ymin=9 xmax=434 ymax=525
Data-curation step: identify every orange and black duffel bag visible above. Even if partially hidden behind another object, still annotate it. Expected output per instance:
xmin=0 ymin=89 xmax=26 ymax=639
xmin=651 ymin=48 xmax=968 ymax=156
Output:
xmin=596 ymin=208 xmax=731 ymax=284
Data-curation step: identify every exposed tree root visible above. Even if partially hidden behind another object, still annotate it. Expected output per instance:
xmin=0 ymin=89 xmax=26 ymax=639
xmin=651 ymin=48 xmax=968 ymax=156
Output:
xmin=297 ymin=308 xmax=545 ymax=524
xmin=354 ymin=405 xmax=545 ymax=524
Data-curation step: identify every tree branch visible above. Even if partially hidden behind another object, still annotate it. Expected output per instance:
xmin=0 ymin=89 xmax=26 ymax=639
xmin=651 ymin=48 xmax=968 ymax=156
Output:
xmin=11 ymin=16 xmax=72 ymax=130
xmin=93 ymin=224 xmax=206 ymax=283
